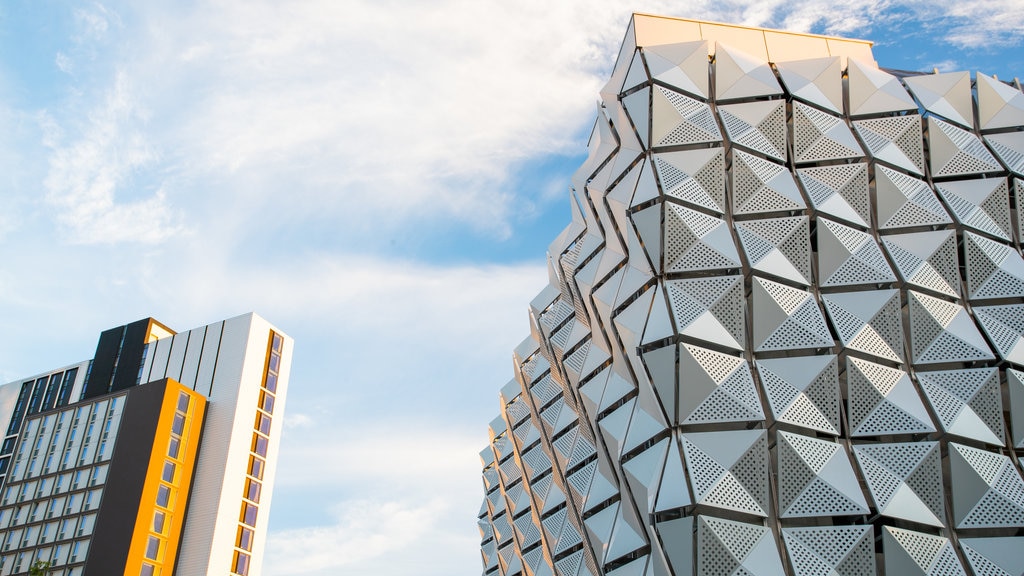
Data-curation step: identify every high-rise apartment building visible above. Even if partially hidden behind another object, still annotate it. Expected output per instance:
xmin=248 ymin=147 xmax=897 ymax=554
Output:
xmin=479 ymin=14 xmax=1024 ymax=576
xmin=0 ymin=313 xmax=291 ymax=576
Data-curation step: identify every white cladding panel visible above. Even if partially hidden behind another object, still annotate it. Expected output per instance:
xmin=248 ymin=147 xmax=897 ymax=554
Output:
xmin=179 ymin=326 xmax=206 ymax=389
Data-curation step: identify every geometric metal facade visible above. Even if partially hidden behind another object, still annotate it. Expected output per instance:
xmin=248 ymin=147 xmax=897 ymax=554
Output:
xmin=479 ymin=14 xmax=1024 ymax=576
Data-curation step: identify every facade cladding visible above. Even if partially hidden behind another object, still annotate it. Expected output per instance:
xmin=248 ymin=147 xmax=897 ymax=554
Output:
xmin=478 ymin=14 xmax=1024 ymax=576
xmin=0 ymin=313 xmax=291 ymax=576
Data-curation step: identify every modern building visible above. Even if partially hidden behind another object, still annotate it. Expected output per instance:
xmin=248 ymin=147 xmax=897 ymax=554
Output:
xmin=0 ymin=313 xmax=291 ymax=576
xmin=478 ymin=14 xmax=1024 ymax=576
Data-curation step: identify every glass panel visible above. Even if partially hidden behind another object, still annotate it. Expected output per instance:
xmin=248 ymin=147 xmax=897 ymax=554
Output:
xmin=245 ymin=479 xmax=261 ymax=504
xmin=144 ymin=536 xmax=160 ymax=560
xmin=259 ymin=392 xmax=274 ymax=415
xmin=252 ymin=435 xmax=268 ymax=458
xmin=256 ymin=413 xmax=271 ymax=436
xmin=236 ymin=526 xmax=253 ymax=551
xmin=233 ymin=551 xmax=250 ymax=576
xmin=240 ymin=503 xmax=257 ymax=527
xmin=176 ymin=392 xmax=190 ymax=414
xmin=272 ymin=333 xmax=282 ymax=353
xmin=171 ymin=414 xmax=185 ymax=436
xmin=248 ymin=457 xmax=264 ymax=480
xmin=264 ymin=372 xmax=277 ymax=394
xmin=167 ymin=438 xmax=180 ymax=460
xmin=156 ymin=486 xmax=171 ymax=508
xmin=161 ymin=462 xmax=175 ymax=484
xmin=152 ymin=511 xmax=165 ymax=534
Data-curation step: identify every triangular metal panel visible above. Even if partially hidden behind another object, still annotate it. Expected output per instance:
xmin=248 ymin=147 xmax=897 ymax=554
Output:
xmin=681 ymin=429 xmax=769 ymax=516
xmin=622 ymin=50 xmax=649 ymax=94
xmin=881 ymin=230 xmax=961 ymax=298
xmin=677 ymin=343 xmax=762 ymax=425
xmin=697 ymin=515 xmax=785 ymax=576
xmin=664 ymin=276 xmax=745 ymax=350
xmin=882 ymin=526 xmax=965 ymax=576
xmin=735 ymin=216 xmax=812 ymax=285
xmin=644 ymin=40 xmax=709 ymax=99
xmin=875 ymin=166 xmax=952 ymax=230
xmin=934 ymin=178 xmax=1013 ymax=241
xmin=822 ymin=289 xmax=904 ymax=362
xmin=985 ymin=131 xmax=1024 ymax=175
xmin=847 ymin=60 xmax=917 ymax=116
xmin=622 ymin=438 xmax=669 ymax=517
xmin=756 ymin=355 xmax=840 ymax=434
xmin=752 ymin=277 xmax=833 ymax=352
xmin=651 ymin=86 xmax=721 ymax=147
xmin=973 ymin=304 xmax=1024 ymax=366
xmin=718 ymin=100 xmax=787 ymax=161
xmin=664 ymin=203 xmax=741 ymax=272
xmin=654 ymin=516 xmax=694 ymax=576
xmin=774 ymin=56 xmax=843 ymax=113
xmin=853 ymin=115 xmax=925 ymax=174
xmin=964 ymin=232 xmax=1024 ymax=299
xmin=621 ymin=87 xmax=651 ymax=151
xmin=853 ymin=441 xmax=945 ymax=526
xmin=948 ymin=442 xmax=1024 ymax=529
xmin=652 ymin=148 xmax=725 ymax=213
xmin=960 ymin=537 xmax=1024 ymax=576
xmin=630 ymin=204 xmax=662 ymax=273
xmin=654 ymin=439 xmax=691 ymax=512
xmin=846 ymin=356 xmax=935 ymax=436
xmin=917 ymin=367 xmax=1005 ymax=445
xmin=782 ymin=525 xmax=875 ymax=576
xmin=908 ymin=290 xmax=994 ymax=364
xmin=732 ymin=151 xmax=805 ymax=214
xmin=817 ymin=218 xmax=896 ymax=287
xmin=904 ymin=71 xmax=973 ymax=128
xmin=713 ymin=43 xmax=783 ymax=101
xmin=793 ymin=102 xmax=863 ymax=163
xmin=776 ymin=431 xmax=869 ymax=517
xmin=976 ymin=73 xmax=1024 ymax=130
xmin=796 ymin=163 xmax=871 ymax=226
xmin=927 ymin=116 xmax=1002 ymax=177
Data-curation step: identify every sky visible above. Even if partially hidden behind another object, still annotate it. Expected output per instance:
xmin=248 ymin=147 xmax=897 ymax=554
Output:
xmin=0 ymin=1 xmax=1022 ymax=575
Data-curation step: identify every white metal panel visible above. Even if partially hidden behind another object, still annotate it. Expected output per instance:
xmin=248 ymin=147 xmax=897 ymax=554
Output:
xmin=195 ymin=321 xmax=224 ymax=398
xmin=164 ymin=331 xmax=190 ymax=384
xmin=179 ymin=326 xmax=206 ymax=389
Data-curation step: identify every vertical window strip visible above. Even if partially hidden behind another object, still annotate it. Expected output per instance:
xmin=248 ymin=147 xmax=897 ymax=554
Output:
xmin=230 ymin=330 xmax=280 ymax=575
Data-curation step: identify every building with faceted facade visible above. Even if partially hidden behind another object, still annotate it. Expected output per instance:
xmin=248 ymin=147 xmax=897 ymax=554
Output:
xmin=0 ymin=313 xmax=291 ymax=576
xmin=478 ymin=14 xmax=1024 ymax=576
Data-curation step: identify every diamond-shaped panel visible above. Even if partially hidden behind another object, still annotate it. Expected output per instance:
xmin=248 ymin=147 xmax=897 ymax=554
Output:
xmin=882 ymin=230 xmax=961 ymax=298
xmin=665 ymin=276 xmax=745 ymax=351
xmin=775 ymin=56 xmax=843 ymax=113
xmin=853 ymin=115 xmax=925 ymax=174
xmin=793 ymin=102 xmax=863 ymax=163
xmin=949 ymin=442 xmax=1024 ymax=529
xmin=681 ymin=429 xmax=769 ymax=516
xmin=964 ymin=232 xmax=1024 ymax=299
xmin=753 ymin=277 xmax=834 ymax=352
xmin=854 ymin=441 xmax=945 ymax=526
xmin=928 ymin=116 xmax=1002 ymax=177
xmin=782 ymin=525 xmax=875 ymax=576
xmin=985 ymin=131 xmax=1024 ymax=175
xmin=817 ymin=218 xmax=896 ymax=287
xmin=664 ymin=203 xmax=741 ymax=273
xmin=973 ymin=304 xmax=1024 ymax=365
xmin=697 ymin=515 xmax=785 ymax=576
xmin=757 ymin=355 xmax=840 ymax=434
xmin=875 ymin=166 xmax=951 ymax=230
xmin=732 ymin=150 xmax=805 ymax=214
xmin=736 ymin=216 xmax=811 ymax=285
xmin=822 ymin=289 xmax=904 ymax=362
xmin=653 ymin=148 xmax=726 ymax=213
xmin=651 ymin=86 xmax=722 ymax=147
xmin=882 ymin=526 xmax=965 ymax=576
xmin=917 ymin=368 xmax=1005 ymax=445
xmin=904 ymin=70 xmax=973 ymax=128
xmin=846 ymin=356 xmax=935 ymax=436
xmin=776 ymin=431 xmax=869 ymax=518
xmin=678 ymin=344 xmax=764 ymax=425
xmin=719 ymin=100 xmax=787 ymax=161
xmin=796 ymin=163 xmax=870 ymax=226
xmin=908 ymin=290 xmax=994 ymax=364
xmin=934 ymin=178 xmax=1013 ymax=241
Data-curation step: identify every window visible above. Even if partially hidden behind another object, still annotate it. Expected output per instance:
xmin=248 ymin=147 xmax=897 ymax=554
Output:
xmin=144 ymin=536 xmax=160 ymax=561
xmin=244 ymin=479 xmax=261 ymax=504
xmin=236 ymin=526 xmax=253 ymax=551
xmin=232 ymin=551 xmax=250 ymax=576
xmin=239 ymin=503 xmax=257 ymax=527
xmin=167 ymin=438 xmax=180 ymax=460
xmin=248 ymin=457 xmax=264 ymax=480
xmin=259 ymin=392 xmax=274 ymax=414
xmin=171 ymin=414 xmax=185 ymax=436
xmin=255 ymin=413 xmax=271 ymax=435
xmin=176 ymin=392 xmax=190 ymax=414
xmin=152 ymin=511 xmax=165 ymax=534
xmin=161 ymin=461 xmax=176 ymax=483
xmin=156 ymin=486 xmax=171 ymax=508
xmin=251 ymin=435 xmax=268 ymax=458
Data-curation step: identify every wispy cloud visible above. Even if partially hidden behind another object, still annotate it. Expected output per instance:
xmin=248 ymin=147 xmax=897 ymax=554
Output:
xmin=41 ymin=70 xmax=183 ymax=244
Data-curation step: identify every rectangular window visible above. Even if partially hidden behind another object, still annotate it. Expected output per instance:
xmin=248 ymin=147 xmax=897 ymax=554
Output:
xmin=176 ymin=392 xmax=190 ymax=414
xmin=236 ymin=526 xmax=254 ymax=551
xmin=156 ymin=485 xmax=171 ymax=508
xmin=239 ymin=503 xmax=257 ymax=527
xmin=264 ymin=372 xmax=277 ymax=394
xmin=252 ymin=434 xmax=268 ymax=458
xmin=167 ymin=437 xmax=180 ymax=460
xmin=259 ymin=392 xmax=274 ymax=415
xmin=171 ymin=414 xmax=185 ymax=436
xmin=152 ymin=511 xmax=165 ymax=534
xmin=232 ymin=551 xmax=250 ymax=576
xmin=245 ymin=479 xmax=261 ymax=504
xmin=255 ymin=413 xmax=271 ymax=436
xmin=140 ymin=563 xmax=156 ymax=576
xmin=161 ymin=461 xmax=176 ymax=484
xmin=144 ymin=536 xmax=160 ymax=561
xmin=272 ymin=333 xmax=282 ymax=353
xmin=248 ymin=457 xmax=264 ymax=480
xmin=268 ymin=353 xmax=280 ymax=374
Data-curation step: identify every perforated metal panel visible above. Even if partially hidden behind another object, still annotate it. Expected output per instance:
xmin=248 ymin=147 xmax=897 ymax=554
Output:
xmin=479 ymin=19 xmax=1024 ymax=576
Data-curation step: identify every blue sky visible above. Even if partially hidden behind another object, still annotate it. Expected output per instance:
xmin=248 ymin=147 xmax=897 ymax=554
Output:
xmin=0 ymin=1 xmax=1021 ymax=575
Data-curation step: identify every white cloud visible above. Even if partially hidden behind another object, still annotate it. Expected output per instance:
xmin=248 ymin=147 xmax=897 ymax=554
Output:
xmin=41 ymin=70 xmax=184 ymax=244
